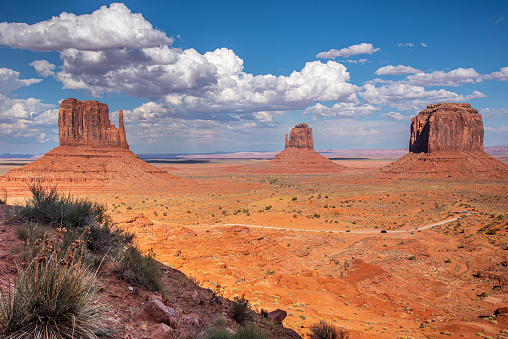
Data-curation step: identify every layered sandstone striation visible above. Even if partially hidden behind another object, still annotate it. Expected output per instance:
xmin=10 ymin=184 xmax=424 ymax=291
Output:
xmin=409 ymin=103 xmax=483 ymax=153
xmin=285 ymin=123 xmax=314 ymax=149
xmin=270 ymin=123 xmax=346 ymax=173
xmin=1 ymin=98 xmax=181 ymax=192
xmin=381 ymin=103 xmax=508 ymax=178
xmin=59 ymin=98 xmax=128 ymax=149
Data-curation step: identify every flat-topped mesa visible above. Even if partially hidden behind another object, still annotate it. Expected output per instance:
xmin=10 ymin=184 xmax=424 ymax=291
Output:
xmin=59 ymin=98 xmax=129 ymax=149
xmin=409 ymin=103 xmax=483 ymax=153
xmin=285 ymin=123 xmax=314 ymax=149
xmin=380 ymin=102 xmax=508 ymax=179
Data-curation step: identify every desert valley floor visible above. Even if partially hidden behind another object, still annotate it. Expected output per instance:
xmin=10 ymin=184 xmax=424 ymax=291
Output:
xmin=1 ymin=156 xmax=507 ymax=338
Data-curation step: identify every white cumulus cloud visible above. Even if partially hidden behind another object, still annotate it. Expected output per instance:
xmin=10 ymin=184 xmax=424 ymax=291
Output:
xmin=30 ymin=60 xmax=56 ymax=77
xmin=406 ymin=68 xmax=481 ymax=87
xmin=479 ymin=107 xmax=508 ymax=118
xmin=303 ymin=102 xmax=379 ymax=118
xmin=382 ymin=112 xmax=412 ymax=121
xmin=316 ymin=43 xmax=380 ymax=59
xmin=485 ymin=67 xmax=508 ymax=81
xmin=0 ymin=67 xmax=41 ymax=94
xmin=57 ymin=44 xmax=357 ymax=117
xmin=375 ymin=65 xmax=421 ymax=75
xmin=361 ymin=83 xmax=486 ymax=111
xmin=0 ymin=3 xmax=172 ymax=51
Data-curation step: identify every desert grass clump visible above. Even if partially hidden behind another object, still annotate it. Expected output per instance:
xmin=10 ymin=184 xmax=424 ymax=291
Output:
xmin=307 ymin=321 xmax=350 ymax=339
xmin=114 ymin=246 xmax=164 ymax=293
xmin=11 ymin=182 xmax=106 ymax=229
xmin=0 ymin=228 xmax=103 ymax=338
xmin=229 ymin=294 xmax=253 ymax=324
xmin=201 ymin=324 xmax=267 ymax=339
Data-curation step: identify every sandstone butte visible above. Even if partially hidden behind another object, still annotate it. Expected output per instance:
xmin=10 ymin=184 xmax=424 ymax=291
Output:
xmin=0 ymin=98 xmax=181 ymax=193
xmin=269 ymin=123 xmax=347 ymax=173
xmin=381 ymin=102 xmax=508 ymax=178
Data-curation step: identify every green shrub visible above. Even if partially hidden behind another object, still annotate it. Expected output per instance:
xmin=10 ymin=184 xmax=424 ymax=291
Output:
xmin=114 ymin=246 xmax=164 ymax=293
xmin=229 ymin=295 xmax=253 ymax=324
xmin=307 ymin=321 xmax=350 ymax=339
xmin=14 ymin=223 xmax=53 ymax=260
xmin=233 ymin=325 xmax=267 ymax=339
xmin=0 ymin=228 xmax=103 ymax=338
xmin=408 ymin=255 xmax=417 ymax=260
xmin=203 ymin=327 xmax=233 ymax=339
xmin=15 ymin=223 xmax=50 ymax=246
xmin=486 ymin=229 xmax=497 ymax=235
xmin=11 ymin=183 xmax=106 ymax=228
xmin=86 ymin=222 xmax=133 ymax=255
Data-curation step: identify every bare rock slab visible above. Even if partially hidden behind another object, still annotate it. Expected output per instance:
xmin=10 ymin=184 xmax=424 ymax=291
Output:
xmin=134 ymin=298 xmax=180 ymax=328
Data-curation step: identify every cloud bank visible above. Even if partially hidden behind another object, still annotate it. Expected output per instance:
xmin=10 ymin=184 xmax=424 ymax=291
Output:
xmin=0 ymin=3 xmax=172 ymax=51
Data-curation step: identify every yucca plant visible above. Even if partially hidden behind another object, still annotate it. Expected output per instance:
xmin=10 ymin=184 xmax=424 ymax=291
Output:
xmin=0 ymin=227 xmax=103 ymax=338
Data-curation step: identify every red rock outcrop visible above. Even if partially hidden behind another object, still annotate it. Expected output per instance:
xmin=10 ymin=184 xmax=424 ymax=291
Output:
xmin=381 ymin=103 xmax=508 ymax=179
xmin=270 ymin=123 xmax=346 ymax=173
xmin=0 ymin=99 xmax=183 ymax=192
xmin=409 ymin=103 xmax=483 ymax=153
xmin=59 ymin=98 xmax=128 ymax=149
xmin=285 ymin=123 xmax=314 ymax=149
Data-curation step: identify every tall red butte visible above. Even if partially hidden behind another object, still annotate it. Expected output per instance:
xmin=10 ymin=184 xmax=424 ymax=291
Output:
xmin=1 ymin=98 xmax=181 ymax=192
xmin=270 ymin=123 xmax=346 ymax=172
xmin=381 ymin=103 xmax=508 ymax=178
xmin=59 ymin=98 xmax=129 ymax=149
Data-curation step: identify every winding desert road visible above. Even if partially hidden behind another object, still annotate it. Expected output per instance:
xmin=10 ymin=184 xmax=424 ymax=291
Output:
xmin=182 ymin=216 xmax=462 ymax=234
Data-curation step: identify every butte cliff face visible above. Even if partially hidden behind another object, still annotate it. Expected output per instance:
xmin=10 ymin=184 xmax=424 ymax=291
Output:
xmin=1 ymin=98 xmax=181 ymax=192
xmin=271 ymin=123 xmax=346 ymax=173
xmin=285 ymin=123 xmax=314 ymax=149
xmin=381 ymin=103 xmax=508 ymax=179
xmin=409 ymin=103 xmax=483 ymax=153
xmin=59 ymin=98 xmax=129 ymax=149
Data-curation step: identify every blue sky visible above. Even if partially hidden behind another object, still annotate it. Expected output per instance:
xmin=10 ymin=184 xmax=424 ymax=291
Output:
xmin=0 ymin=0 xmax=507 ymax=154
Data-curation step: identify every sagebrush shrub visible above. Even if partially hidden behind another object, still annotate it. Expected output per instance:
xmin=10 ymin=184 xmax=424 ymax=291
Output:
xmin=229 ymin=295 xmax=253 ymax=324
xmin=307 ymin=321 xmax=350 ymax=339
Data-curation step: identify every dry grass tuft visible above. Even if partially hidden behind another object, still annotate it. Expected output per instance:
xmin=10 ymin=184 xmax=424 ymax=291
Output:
xmin=0 ymin=228 xmax=103 ymax=338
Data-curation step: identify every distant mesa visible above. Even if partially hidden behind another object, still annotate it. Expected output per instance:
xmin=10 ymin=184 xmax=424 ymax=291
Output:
xmin=270 ymin=123 xmax=346 ymax=172
xmin=1 ymin=98 xmax=181 ymax=192
xmin=381 ymin=103 xmax=508 ymax=178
